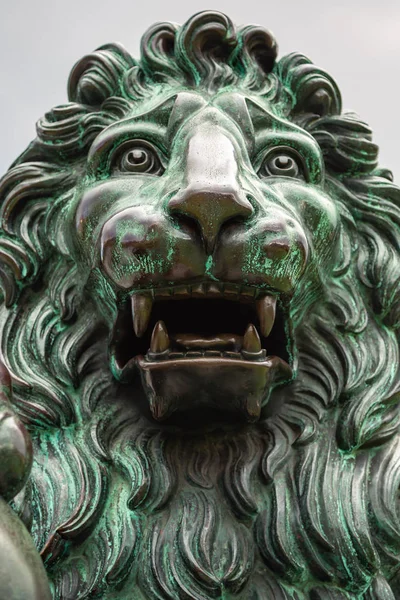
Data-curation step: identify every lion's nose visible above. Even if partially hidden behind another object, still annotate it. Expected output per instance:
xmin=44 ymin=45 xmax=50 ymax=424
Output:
xmin=167 ymin=126 xmax=253 ymax=253
xmin=168 ymin=185 xmax=253 ymax=253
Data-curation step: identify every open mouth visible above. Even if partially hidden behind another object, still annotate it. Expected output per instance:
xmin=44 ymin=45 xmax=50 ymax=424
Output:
xmin=110 ymin=282 xmax=293 ymax=421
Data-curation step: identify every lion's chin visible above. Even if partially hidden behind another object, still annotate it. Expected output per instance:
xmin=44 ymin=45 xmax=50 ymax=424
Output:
xmin=136 ymin=353 xmax=292 ymax=421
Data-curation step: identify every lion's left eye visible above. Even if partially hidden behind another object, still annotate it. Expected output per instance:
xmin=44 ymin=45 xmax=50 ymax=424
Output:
xmin=258 ymin=150 xmax=304 ymax=179
xmin=116 ymin=142 xmax=163 ymax=175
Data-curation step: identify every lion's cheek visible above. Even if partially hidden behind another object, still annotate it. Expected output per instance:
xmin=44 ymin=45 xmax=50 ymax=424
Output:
xmin=284 ymin=186 xmax=340 ymax=259
xmin=99 ymin=206 xmax=206 ymax=290
xmin=74 ymin=178 xmax=162 ymax=249
xmin=213 ymin=213 xmax=308 ymax=293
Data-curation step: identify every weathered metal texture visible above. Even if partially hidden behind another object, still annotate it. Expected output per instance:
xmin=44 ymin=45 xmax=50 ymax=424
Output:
xmin=0 ymin=10 xmax=399 ymax=599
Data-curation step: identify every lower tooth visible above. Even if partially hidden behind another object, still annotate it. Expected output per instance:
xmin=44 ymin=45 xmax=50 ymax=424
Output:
xmin=150 ymin=321 xmax=170 ymax=353
xmin=169 ymin=352 xmax=184 ymax=359
xmin=242 ymin=324 xmax=265 ymax=360
xmin=243 ymin=324 xmax=262 ymax=353
xmin=241 ymin=349 xmax=266 ymax=361
xmin=224 ymin=351 xmax=240 ymax=359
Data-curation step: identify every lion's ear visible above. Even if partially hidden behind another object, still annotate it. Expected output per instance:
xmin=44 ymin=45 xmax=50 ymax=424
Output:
xmin=68 ymin=43 xmax=136 ymax=107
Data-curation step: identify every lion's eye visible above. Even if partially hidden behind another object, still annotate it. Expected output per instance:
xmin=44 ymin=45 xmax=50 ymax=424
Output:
xmin=258 ymin=150 xmax=304 ymax=179
xmin=116 ymin=142 xmax=163 ymax=175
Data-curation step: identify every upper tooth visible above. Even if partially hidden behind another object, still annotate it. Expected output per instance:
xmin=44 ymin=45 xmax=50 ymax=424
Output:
xmin=131 ymin=293 xmax=153 ymax=338
xmin=173 ymin=286 xmax=191 ymax=297
xmin=243 ymin=324 xmax=262 ymax=353
xmin=207 ymin=283 xmax=221 ymax=296
xmin=223 ymin=283 xmax=239 ymax=300
xmin=256 ymin=295 xmax=276 ymax=337
xmin=191 ymin=283 xmax=206 ymax=297
xmin=154 ymin=288 xmax=172 ymax=299
xmin=240 ymin=286 xmax=256 ymax=300
xmin=150 ymin=321 xmax=170 ymax=353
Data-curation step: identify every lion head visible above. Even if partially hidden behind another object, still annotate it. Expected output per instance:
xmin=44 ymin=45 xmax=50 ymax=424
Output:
xmin=1 ymin=10 xmax=400 ymax=600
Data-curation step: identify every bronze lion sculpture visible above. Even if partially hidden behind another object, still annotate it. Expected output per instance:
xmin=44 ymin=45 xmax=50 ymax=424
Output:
xmin=0 ymin=10 xmax=399 ymax=600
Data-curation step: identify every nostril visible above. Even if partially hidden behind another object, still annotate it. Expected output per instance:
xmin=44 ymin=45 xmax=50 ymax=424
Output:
xmin=218 ymin=214 xmax=248 ymax=237
xmin=224 ymin=214 xmax=248 ymax=227
xmin=129 ymin=247 xmax=147 ymax=260
xmin=265 ymin=240 xmax=291 ymax=260
xmin=170 ymin=213 xmax=202 ymax=240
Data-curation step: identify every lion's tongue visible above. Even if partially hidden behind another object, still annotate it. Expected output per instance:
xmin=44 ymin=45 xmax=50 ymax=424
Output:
xmin=149 ymin=321 xmax=262 ymax=354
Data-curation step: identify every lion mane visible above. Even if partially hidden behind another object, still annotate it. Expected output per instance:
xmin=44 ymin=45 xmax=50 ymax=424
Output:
xmin=0 ymin=11 xmax=400 ymax=600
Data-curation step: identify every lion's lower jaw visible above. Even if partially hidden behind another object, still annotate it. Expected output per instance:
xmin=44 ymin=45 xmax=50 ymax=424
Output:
xmin=26 ymin=412 xmax=400 ymax=600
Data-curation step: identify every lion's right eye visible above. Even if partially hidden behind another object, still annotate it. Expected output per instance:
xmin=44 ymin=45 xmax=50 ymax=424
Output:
xmin=116 ymin=141 xmax=163 ymax=175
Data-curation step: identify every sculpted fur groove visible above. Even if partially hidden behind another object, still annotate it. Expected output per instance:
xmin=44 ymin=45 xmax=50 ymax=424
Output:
xmin=0 ymin=9 xmax=399 ymax=600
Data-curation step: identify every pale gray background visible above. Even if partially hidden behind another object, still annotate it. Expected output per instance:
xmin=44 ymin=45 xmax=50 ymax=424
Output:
xmin=0 ymin=0 xmax=399 ymax=179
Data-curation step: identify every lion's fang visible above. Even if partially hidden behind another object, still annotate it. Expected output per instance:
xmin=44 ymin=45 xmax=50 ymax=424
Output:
xmin=256 ymin=295 xmax=276 ymax=337
xmin=243 ymin=324 xmax=262 ymax=353
xmin=131 ymin=293 xmax=153 ymax=338
xmin=150 ymin=321 xmax=170 ymax=353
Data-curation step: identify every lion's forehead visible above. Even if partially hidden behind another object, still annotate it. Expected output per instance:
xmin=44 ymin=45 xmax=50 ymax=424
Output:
xmin=87 ymin=90 xmax=322 ymax=173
